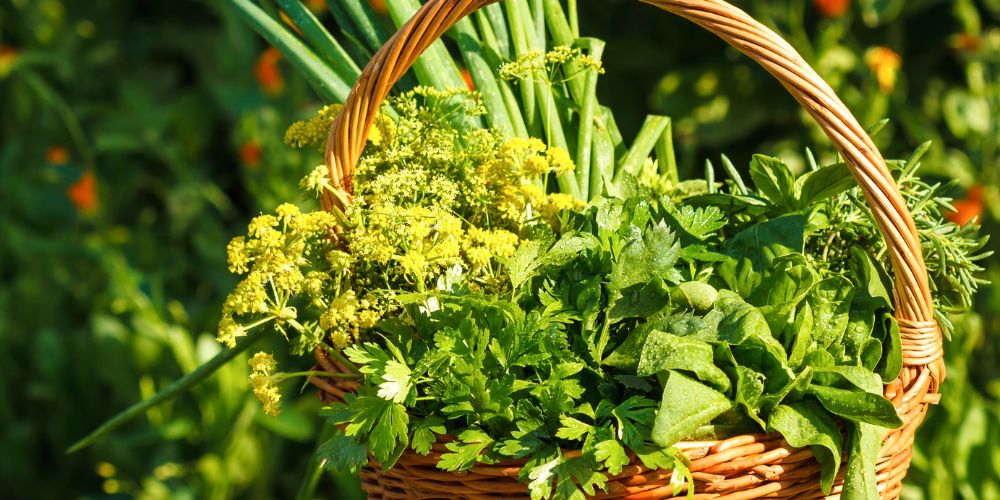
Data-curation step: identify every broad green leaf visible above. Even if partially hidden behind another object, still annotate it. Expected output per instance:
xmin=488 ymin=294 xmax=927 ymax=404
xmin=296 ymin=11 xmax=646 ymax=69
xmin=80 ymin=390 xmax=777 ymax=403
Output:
xmin=795 ymin=163 xmax=855 ymax=208
xmin=652 ymin=371 xmax=731 ymax=448
xmin=670 ymin=281 xmax=719 ymax=312
xmin=637 ymin=331 xmax=730 ymax=392
xmin=760 ymin=366 xmax=813 ymax=415
xmin=715 ymin=256 xmax=761 ymax=299
xmin=752 ymin=261 xmax=816 ymax=335
xmin=710 ymin=291 xmax=786 ymax=364
xmin=787 ymin=302 xmax=814 ymax=369
xmin=807 ymin=277 xmax=854 ymax=351
xmin=608 ymin=278 xmax=671 ymax=324
xmin=723 ymin=215 xmax=805 ymax=272
xmin=812 ymin=365 xmax=882 ymax=393
xmin=604 ymin=314 xmax=713 ymax=369
xmin=749 ymin=155 xmax=796 ymax=210
xmin=876 ymin=314 xmax=902 ymax=382
xmin=808 ymin=385 xmax=903 ymax=428
xmin=768 ymin=401 xmax=843 ymax=494
xmin=842 ymin=422 xmax=883 ymax=500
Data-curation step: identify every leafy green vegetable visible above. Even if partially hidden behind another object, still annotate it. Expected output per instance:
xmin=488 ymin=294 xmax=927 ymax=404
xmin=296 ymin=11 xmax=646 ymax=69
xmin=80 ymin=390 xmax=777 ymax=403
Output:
xmin=652 ymin=371 xmax=731 ymax=448
xmin=768 ymin=401 xmax=843 ymax=494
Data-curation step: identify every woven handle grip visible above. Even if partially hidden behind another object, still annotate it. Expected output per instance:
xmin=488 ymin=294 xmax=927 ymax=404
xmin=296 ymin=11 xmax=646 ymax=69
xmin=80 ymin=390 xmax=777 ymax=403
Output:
xmin=322 ymin=0 xmax=943 ymax=369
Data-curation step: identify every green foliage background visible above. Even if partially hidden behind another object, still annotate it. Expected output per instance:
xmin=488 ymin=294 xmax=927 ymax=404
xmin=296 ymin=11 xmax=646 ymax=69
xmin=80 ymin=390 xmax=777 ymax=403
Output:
xmin=0 ymin=0 xmax=995 ymax=498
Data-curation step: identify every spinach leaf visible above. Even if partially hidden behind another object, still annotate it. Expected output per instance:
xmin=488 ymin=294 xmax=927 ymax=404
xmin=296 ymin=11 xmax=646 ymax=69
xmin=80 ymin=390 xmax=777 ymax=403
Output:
xmin=715 ymin=256 xmax=761 ymax=299
xmin=842 ymin=422 xmax=884 ymax=500
xmin=710 ymin=290 xmax=787 ymax=365
xmin=637 ymin=330 xmax=731 ymax=392
xmin=723 ymin=215 xmax=805 ymax=272
xmin=752 ymin=258 xmax=816 ymax=335
xmin=787 ymin=302 xmax=814 ymax=369
xmin=875 ymin=313 xmax=903 ymax=382
xmin=807 ymin=277 xmax=854 ymax=351
xmin=651 ymin=371 xmax=731 ymax=448
xmin=768 ymin=400 xmax=843 ymax=494
xmin=808 ymin=385 xmax=903 ymax=428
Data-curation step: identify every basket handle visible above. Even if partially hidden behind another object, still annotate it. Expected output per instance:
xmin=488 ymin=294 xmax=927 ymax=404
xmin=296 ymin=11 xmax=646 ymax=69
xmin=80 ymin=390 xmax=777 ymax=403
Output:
xmin=322 ymin=0 xmax=942 ymax=371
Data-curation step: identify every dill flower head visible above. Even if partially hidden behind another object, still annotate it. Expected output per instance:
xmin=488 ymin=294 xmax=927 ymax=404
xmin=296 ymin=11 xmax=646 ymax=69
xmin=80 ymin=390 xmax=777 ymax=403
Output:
xmin=248 ymin=352 xmax=281 ymax=416
xmin=500 ymin=46 xmax=605 ymax=82
xmin=546 ymin=147 xmax=576 ymax=176
xmin=284 ymin=104 xmax=342 ymax=150
xmin=217 ymin=315 xmax=246 ymax=349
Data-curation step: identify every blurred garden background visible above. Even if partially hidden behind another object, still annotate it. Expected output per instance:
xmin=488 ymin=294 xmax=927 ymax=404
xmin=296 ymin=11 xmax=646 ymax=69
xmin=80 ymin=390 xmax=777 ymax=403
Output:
xmin=0 ymin=0 xmax=996 ymax=498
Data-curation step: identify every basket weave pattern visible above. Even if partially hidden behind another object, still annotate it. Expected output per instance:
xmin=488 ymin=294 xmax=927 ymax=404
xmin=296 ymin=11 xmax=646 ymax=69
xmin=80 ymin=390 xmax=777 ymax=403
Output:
xmin=311 ymin=1 xmax=946 ymax=498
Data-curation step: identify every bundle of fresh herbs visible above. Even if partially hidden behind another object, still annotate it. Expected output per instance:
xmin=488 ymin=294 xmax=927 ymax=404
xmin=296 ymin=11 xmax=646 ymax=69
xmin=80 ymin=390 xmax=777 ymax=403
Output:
xmin=214 ymin=85 xmax=988 ymax=498
xmin=69 ymin=1 xmax=989 ymax=498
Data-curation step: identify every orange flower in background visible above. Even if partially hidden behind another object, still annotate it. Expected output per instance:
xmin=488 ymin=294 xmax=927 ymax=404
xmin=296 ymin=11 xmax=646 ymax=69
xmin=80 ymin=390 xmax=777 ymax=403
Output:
xmin=240 ymin=141 xmax=262 ymax=169
xmin=67 ymin=171 xmax=99 ymax=214
xmin=814 ymin=0 xmax=849 ymax=18
xmin=368 ymin=0 xmax=387 ymax=15
xmin=952 ymin=33 xmax=983 ymax=53
xmin=460 ymin=68 xmax=475 ymax=91
xmin=0 ymin=45 xmax=18 ymax=78
xmin=254 ymin=47 xmax=285 ymax=95
xmin=865 ymin=47 xmax=902 ymax=93
xmin=946 ymin=185 xmax=984 ymax=226
xmin=304 ymin=0 xmax=326 ymax=15
xmin=46 ymin=146 xmax=70 ymax=165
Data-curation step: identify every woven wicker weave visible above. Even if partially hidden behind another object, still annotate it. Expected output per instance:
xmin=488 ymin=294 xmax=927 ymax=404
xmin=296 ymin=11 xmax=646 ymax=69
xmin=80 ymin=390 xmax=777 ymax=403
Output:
xmin=311 ymin=1 xmax=946 ymax=498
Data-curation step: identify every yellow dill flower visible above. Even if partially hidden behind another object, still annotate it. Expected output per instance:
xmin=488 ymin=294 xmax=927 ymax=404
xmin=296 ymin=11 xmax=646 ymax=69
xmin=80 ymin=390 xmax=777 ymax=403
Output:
xmin=227 ymin=236 xmax=250 ymax=274
xmin=224 ymin=271 xmax=270 ymax=316
xmin=463 ymin=227 xmax=520 ymax=270
xmin=523 ymin=155 xmax=550 ymax=177
xmin=320 ymin=291 xmax=361 ymax=348
xmin=250 ymin=351 xmax=278 ymax=374
xmin=300 ymin=165 xmax=331 ymax=195
xmin=357 ymin=308 xmax=381 ymax=329
xmin=248 ymin=352 xmax=281 ymax=416
xmin=397 ymin=251 xmax=427 ymax=280
xmin=501 ymin=137 xmax=546 ymax=161
xmin=275 ymin=203 xmax=300 ymax=225
xmin=547 ymin=147 xmax=576 ymax=176
xmin=217 ymin=315 xmax=246 ymax=348
xmin=303 ymin=271 xmax=328 ymax=301
xmin=540 ymin=193 xmax=585 ymax=221
xmin=284 ymin=104 xmax=342 ymax=150
xmin=248 ymin=214 xmax=279 ymax=239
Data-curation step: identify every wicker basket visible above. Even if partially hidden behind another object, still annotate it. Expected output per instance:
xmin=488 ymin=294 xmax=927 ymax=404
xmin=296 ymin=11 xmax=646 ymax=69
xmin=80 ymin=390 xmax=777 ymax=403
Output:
xmin=310 ymin=1 xmax=946 ymax=498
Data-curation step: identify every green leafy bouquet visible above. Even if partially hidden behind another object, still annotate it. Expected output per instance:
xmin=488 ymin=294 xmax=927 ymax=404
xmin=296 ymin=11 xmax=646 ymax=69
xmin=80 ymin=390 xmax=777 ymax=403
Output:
xmin=220 ymin=88 xmax=987 ymax=498
xmin=71 ymin=1 xmax=989 ymax=498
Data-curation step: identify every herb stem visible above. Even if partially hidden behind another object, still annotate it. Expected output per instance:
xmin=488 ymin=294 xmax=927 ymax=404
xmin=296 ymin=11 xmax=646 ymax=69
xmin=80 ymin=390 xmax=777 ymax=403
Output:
xmin=67 ymin=330 xmax=265 ymax=453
